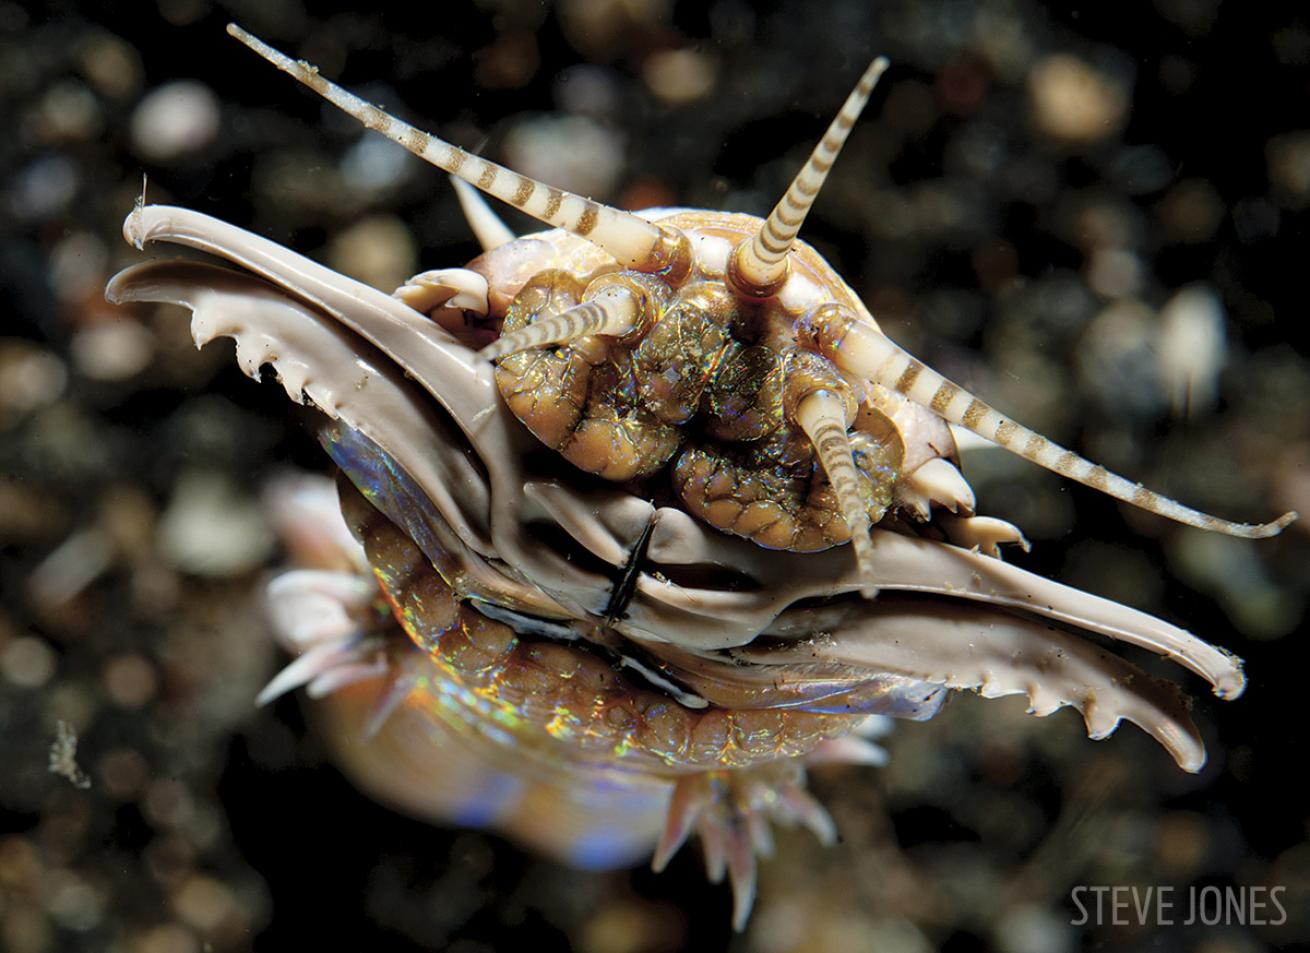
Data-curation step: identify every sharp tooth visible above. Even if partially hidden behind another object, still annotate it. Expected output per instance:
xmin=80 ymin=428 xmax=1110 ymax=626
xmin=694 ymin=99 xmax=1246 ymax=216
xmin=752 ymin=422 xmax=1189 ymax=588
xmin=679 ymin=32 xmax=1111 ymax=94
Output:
xmin=394 ymin=268 xmax=489 ymax=315
xmin=1083 ymin=698 xmax=1121 ymax=741
xmin=903 ymin=458 xmax=976 ymax=515
xmin=940 ymin=515 xmax=1031 ymax=558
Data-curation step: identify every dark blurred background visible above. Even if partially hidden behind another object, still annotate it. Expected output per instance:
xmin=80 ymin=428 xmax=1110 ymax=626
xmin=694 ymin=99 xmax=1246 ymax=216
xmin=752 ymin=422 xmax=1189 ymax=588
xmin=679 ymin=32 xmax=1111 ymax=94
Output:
xmin=2 ymin=1 xmax=1308 ymax=951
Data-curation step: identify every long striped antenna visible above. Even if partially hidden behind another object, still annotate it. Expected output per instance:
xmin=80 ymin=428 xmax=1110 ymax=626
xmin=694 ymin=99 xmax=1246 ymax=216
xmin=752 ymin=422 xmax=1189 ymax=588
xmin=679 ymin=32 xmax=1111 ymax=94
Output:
xmin=729 ymin=56 xmax=889 ymax=297
xmin=806 ymin=304 xmax=1297 ymax=539
xmin=227 ymin=25 xmax=691 ymax=281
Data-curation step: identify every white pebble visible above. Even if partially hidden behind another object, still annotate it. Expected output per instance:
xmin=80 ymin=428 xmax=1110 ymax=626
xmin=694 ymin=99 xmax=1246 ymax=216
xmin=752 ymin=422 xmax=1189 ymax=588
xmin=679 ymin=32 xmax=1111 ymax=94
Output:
xmin=1028 ymin=55 xmax=1128 ymax=144
xmin=71 ymin=321 xmax=155 ymax=381
xmin=340 ymin=135 xmax=413 ymax=194
xmin=503 ymin=114 xmax=624 ymax=200
xmin=643 ymin=48 xmax=718 ymax=104
xmin=0 ymin=342 xmax=67 ymax=420
xmin=1157 ymin=285 xmax=1227 ymax=419
xmin=157 ymin=471 xmax=275 ymax=577
xmin=1 ymin=636 xmax=57 ymax=688
xmin=131 ymin=80 xmax=221 ymax=161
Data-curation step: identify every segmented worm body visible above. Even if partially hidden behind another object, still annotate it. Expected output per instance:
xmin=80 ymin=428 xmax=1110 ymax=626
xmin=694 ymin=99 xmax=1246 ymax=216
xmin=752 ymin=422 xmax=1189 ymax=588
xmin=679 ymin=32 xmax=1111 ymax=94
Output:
xmin=105 ymin=26 xmax=1295 ymax=930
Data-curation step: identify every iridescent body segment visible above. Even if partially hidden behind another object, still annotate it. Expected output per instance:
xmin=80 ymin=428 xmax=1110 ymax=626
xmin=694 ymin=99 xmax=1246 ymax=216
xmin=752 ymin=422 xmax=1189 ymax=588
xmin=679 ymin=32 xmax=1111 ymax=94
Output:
xmin=340 ymin=475 xmax=866 ymax=773
xmin=103 ymin=25 xmax=1295 ymax=933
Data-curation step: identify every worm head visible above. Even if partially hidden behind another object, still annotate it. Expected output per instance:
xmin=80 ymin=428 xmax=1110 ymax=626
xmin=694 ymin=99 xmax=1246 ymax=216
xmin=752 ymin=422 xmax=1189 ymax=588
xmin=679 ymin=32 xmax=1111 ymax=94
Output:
xmin=224 ymin=25 xmax=1293 ymax=602
xmin=105 ymin=35 xmax=1294 ymax=900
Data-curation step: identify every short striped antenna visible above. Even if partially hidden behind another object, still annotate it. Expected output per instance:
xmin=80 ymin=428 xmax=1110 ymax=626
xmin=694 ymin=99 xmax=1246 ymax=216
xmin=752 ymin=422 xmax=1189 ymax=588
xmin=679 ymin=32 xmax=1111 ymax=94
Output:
xmin=480 ymin=285 xmax=641 ymax=361
xmin=227 ymin=25 xmax=691 ymax=281
xmin=729 ymin=56 xmax=889 ymax=297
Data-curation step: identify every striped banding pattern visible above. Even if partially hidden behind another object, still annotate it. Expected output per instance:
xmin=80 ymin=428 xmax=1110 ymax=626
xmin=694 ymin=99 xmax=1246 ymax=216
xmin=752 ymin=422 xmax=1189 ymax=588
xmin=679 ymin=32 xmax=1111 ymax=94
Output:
xmin=480 ymin=286 xmax=639 ymax=361
xmin=813 ymin=306 xmax=1296 ymax=539
xmin=793 ymin=391 xmax=878 ymax=596
xmin=731 ymin=56 xmax=889 ymax=294
xmin=227 ymin=24 xmax=675 ymax=273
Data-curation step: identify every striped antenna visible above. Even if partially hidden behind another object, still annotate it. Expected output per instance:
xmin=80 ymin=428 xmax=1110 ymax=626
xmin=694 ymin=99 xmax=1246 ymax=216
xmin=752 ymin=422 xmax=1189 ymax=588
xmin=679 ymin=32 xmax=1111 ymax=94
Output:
xmin=227 ymin=25 xmax=689 ymax=278
xmin=729 ymin=56 xmax=889 ymax=296
xmin=792 ymin=390 xmax=878 ymax=597
xmin=809 ymin=305 xmax=1298 ymax=539
xmin=480 ymin=285 xmax=640 ymax=361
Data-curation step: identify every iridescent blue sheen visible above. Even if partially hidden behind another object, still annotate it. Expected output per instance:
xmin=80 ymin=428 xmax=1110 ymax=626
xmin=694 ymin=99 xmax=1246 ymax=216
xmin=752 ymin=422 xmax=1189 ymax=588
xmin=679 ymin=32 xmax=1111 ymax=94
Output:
xmin=321 ymin=422 xmax=452 ymax=575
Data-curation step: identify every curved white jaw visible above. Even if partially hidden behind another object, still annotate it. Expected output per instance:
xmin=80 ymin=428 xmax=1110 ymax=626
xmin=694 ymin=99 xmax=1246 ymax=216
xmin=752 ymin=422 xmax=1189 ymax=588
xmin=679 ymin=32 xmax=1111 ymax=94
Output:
xmin=108 ymin=203 xmax=1245 ymax=771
